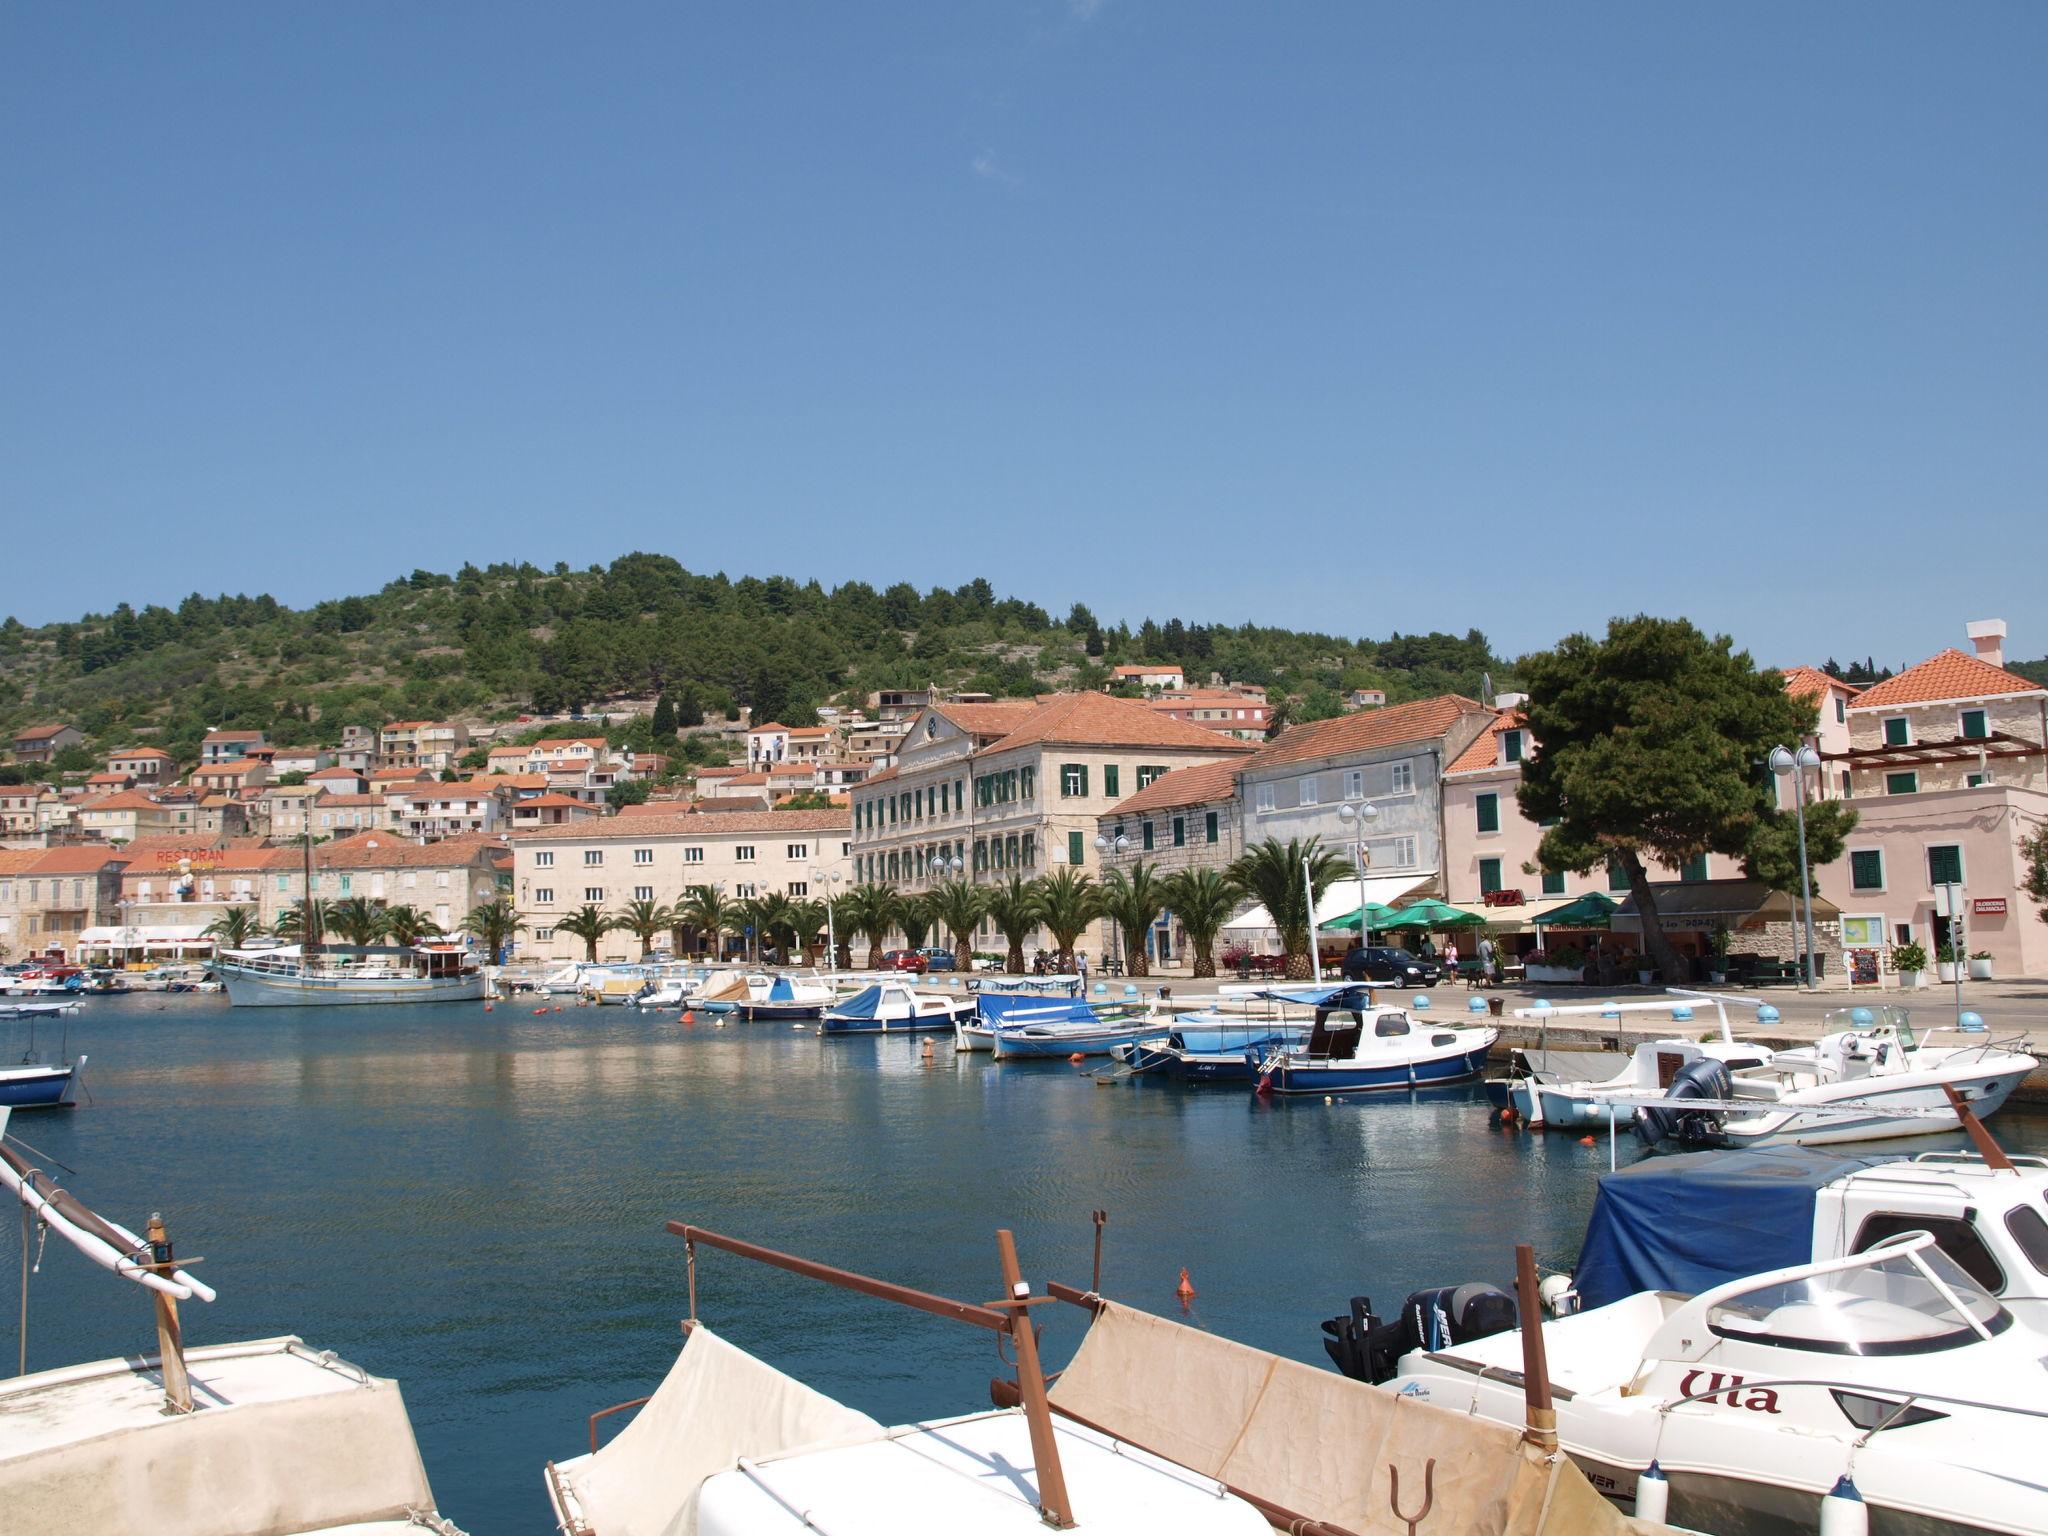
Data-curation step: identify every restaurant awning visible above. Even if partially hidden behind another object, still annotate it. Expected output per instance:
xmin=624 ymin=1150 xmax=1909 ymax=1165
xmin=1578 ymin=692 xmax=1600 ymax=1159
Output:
xmin=1611 ymin=880 xmax=1841 ymax=932
xmin=78 ymin=923 xmax=213 ymax=947
xmin=1376 ymin=898 xmax=1486 ymax=931
xmin=1529 ymin=892 xmax=1620 ymax=929
xmin=1224 ymin=874 xmax=1436 ymax=936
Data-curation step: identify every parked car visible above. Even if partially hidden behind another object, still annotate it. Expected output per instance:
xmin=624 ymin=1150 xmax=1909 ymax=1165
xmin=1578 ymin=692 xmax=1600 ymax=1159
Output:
xmin=878 ymin=950 xmax=928 ymax=973
xmin=919 ymin=947 xmax=958 ymax=972
xmin=1343 ymin=946 xmax=1441 ymax=986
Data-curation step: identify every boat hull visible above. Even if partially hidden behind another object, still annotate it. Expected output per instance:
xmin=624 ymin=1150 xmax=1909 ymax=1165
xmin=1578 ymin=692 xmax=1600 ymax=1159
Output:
xmin=218 ymin=964 xmax=487 ymax=1007
xmin=1259 ymin=1040 xmax=1494 ymax=1096
xmin=0 ymin=1066 xmax=75 ymax=1108
xmin=992 ymin=1023 xmax=1164 ymax=1059
xmin=1718 ymin=1063 xmax=2034 ymax=1146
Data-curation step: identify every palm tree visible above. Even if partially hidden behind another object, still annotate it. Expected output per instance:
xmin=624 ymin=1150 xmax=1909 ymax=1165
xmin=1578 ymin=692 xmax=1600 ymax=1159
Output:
xmin=836 ymin=883 xmax=900 ymax=968
xmin=380 ymin=904 xmax=442 ymax=947
xmin=556 ymin=903 xmax=614 ymax=964
xmin=273 ymin=897 xmax=333 ymax=947
xmin=787 ymin=899 xmax=829 ymax=965
xmin=329 ymin=897 xmax=388 ymax=947
xmin=822 ymin=891 xmax=853 ymax=970
xmin=612 ymin=897 xmax=675 ymax=958
xmin=753 ymin=891 xmax=798 ymax=963
xmin=981 ymin=874 xmax=1044 ymax=974
xmin=1097 ymin=860 xmax=1168 ymax=978
xmin=925 ymin=879 xmax=987 ymax=973
xmin=897 ymin=891 xmax=936 ymax=952
xmin=202 ymin=904 xmax=262 ymax=952
xmin=728 ymin=898 xmax=769 ymax=963
xmin=1035 ymin=867 xmax=1100 ymax=973
xmin=1227 ymin=836 xmax=1350 ymax=980
xmin=1160 ymin=867 xmax=1243 ymax=979
xmin=675 ymin=885 xmax=731 ymax=959
xmin=463 ymin=897 xmax=526 ymax=963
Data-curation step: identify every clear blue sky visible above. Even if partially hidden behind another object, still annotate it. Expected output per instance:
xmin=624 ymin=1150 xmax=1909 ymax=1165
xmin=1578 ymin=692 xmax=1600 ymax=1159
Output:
xmin=4 ymin=4 xmax=2043 ymax=667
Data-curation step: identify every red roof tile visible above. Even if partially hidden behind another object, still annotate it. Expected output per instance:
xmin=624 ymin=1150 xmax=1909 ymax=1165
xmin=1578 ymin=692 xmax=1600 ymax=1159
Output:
xmin=1243 ymin=694 xmax=1488 ymax=771
xmin=510 ymin=809 xmax=848 ymax=842
xmin=1106 ymin=758 xmax=1241 ymax=816
xmin=1445 ymin=711 xmax=1524 ymax=775
xmin=981 ymin=693 xmax=1259 ymax=756
xmin=1779 ymin=665 xmax=1861 ymax=705
xmin=25 ymin=846 xmax=133 ymax=875
xmin=1851 ymin=649 xmax=2045 ymax=709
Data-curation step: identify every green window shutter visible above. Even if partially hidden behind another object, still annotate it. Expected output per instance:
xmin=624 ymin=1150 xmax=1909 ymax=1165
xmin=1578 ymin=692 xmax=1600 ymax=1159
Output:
xmin=1927 ymin=845 xmax=1962 ymax=886
xmin=1006 ymin=769 xmax=1017 ymax=800
xmin=1961 ymin=709 xmax=1987 ymax=740
xmin=1068 ymin=831 xmax=1084 ymax=865
xmin=1607 ymin=859 xmax=1630 ymax=893
xmin=1479 ymin=858 xmax=1503 ymax=895
xmin=1476 ymin=793 xmax=1499 ymax=833
xmin=1141 ymin=821 xmax=1155 ymax=851
xmin=1104 ymin=765 xmax=1120 ymax=798
xmin=1883 ymin=717 xmax=1910 ymax=746
xmin=1681 ymin=854 xmax=1708 ymax=883
xmin=1021 ymin=766 xmax=1034 ymax=798
xmin=1541 ymin=870 xmax=1565 ymax=896
xmin=1503 ymin=731 xmax=1523 ymax=763
xmin=1205 ymin=811 xmax=1218 ymax=844
xmin=1850 ymin=850 xmax=1883 ymax=891
xmin=1173 ymin=816 xmax=1186 ymax=847
xmin=1885 ymin=771 xmax=1917 ymax=796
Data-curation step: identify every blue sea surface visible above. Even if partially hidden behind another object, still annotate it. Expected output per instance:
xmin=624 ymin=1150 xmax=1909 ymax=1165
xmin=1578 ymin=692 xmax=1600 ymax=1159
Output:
xmin=4 ymin=995 xmax=2042 ymax=1533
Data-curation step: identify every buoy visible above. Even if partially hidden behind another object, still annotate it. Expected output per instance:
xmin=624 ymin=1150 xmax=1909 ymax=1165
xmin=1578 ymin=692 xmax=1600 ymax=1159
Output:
xmin=921 ymin=1037 xmax=936 ymax=1063
xmin=1411 ymin=995 xmax=1430 ymax=1009
xmin=1819 ymin=1474 xmax=1866 ymax=1536
xmin=533 ymin=1007 xmax=546 ymax=1016
xmin=1468 ymin=997 xmax=1489 ymax=1013
xmin=681 ymin=1010 xmax=695 ymax=1023
xmin=1670 ymin=1005 xmax=1693 ymax=1021
xmin=1757 ymin=1004 xmax=1781 ymax=1024
xmin=1499 ymin=1106 xmax=1518 ymax=1125
xmin=1069 ymin=1052 xmax=1087 ymax=1064
xmin=1175 ymin=1267 xmax=1196 ymax=1302
xmin=1324 ymin=1095 xmax=1334 ymax=1104
xmin=1579 ymin=1135 xmax=1596 ymax=1146
xmin=1634 ymin=1461 xmax=1670 ymax=1524
xmin=483 ymin=1003 xmax=493 ymax=1013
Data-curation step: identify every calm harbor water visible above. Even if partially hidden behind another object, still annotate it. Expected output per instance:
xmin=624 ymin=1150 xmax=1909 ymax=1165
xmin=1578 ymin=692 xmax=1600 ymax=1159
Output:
xmin=5 ymin=993 xmax=2045 ymax=1533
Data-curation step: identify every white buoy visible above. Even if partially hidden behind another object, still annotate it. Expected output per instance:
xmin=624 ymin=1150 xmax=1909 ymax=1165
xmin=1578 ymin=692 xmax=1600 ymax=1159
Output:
xmin=1633 ymin=1461 xmax=1669 ymax=1524
xmin=1819 ymin=1474 xmax=1867 ymax=1536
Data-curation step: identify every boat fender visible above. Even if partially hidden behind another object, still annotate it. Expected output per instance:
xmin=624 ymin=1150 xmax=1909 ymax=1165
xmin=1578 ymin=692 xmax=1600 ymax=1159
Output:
xmin=1537 ymin=1274 xmax=1578 ymax=1315
xmin=1819 ymin=1475 xmax=1866 ymax=1536
xmin=1634 ymin=1461 xmax=1669 ymax=1523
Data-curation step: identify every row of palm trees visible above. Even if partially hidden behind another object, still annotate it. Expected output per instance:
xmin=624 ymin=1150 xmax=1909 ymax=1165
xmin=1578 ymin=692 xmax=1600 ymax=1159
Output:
xmin=528 ymin=837 xmax=1353 ymax=980
xmin=200 ymin=896 xmax=529 ymax=963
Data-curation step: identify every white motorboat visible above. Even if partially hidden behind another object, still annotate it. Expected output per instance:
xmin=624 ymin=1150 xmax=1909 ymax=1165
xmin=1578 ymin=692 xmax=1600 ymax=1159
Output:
xmin=733 ymin=971 xmax=837 ymax=1022
xmin=0 ymin=1107 xmax=457 ymax=1534
xmin=820 ymin=981 xmax=975 ymax=1034
xmin=634 ymin=975 xmax=703 ymax=1009
xmin=1387 ymin=1232 xmax=2048 ymax=1535
xmin=1248 ymin=984 xmax=1496 ymax=1095
xmin=216 ymin=942 xmax=486 ymax=1006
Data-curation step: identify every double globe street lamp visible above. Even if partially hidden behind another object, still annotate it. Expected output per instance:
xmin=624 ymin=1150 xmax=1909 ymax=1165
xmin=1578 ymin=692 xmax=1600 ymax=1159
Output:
xmin=1336 ymin=798 xmax=1382 ymax=949
xmin=1093 ymin=832 xmax=1130 ymax=975
xmin=1767 ymin=743 xmax=1822 ymax=989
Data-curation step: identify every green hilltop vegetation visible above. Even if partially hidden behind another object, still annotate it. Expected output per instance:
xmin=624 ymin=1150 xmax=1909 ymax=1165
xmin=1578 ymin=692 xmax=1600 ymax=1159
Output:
xmin=0 ymin=553 xmax=1512 ymax=772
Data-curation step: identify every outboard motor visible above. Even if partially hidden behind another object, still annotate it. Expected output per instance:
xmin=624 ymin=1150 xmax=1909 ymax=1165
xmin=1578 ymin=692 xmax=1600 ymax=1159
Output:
xmin=1636 ymin=1057 xmax=1733 ymax=1148
xmin=1321 ymin=1282 xmax=1518 ymax=1383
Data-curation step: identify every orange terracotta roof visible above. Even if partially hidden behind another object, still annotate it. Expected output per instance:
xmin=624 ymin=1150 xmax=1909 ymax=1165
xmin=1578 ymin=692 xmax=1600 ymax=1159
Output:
xmin=511 ymin=808 xmax=849 ymax=842
xmin=535 ymin=737 xmax=607 ymax=750
xmin=1107 ymin=758 xmax=1241 ymax=816
xmin=518 ymin=793 xmax=599 ymax=811
xmin=1244 ymin=694 xmax=1488 ymax=771
xmin=929 ymin=700 xmax=1041 ymax=738
xmin=1445 ymin=710 xmax=1525 ymax=775
xmin=25 ymin=846 xmax=132 ymax=875
xmin=110 ymin=746 xmax=174 ymax=760
xmin=85 ymin=772 xmax=133 ymax=785
xmin=1779 ymin=665 xmax=1862 ymax=704
xmin=201 ymin=729 xmax=265 ymax=742
xmin=982 ymin=693 xmax=1259 ymax=756
xmin=315 ymin=792 xmax=386 ymax=808
xmin=83 ymin=790 xmax=166 ymax=811
xmin=1112 ymin=664 xmax=1180 ymax=676
xmin=1851 ymin=649 xmax=2045 ymax=709
xmin=308 ymin=832 xmax=501 ymax=869
xmin=0 ymin=849 xmax=44 ymax=875
xmin=749 ymin=722 xmax=790 ymax=733
xmin=766 ymin=764 xmax=815 ymax=777
xmin=308 ymin=766 xmax=364 ymax=779
xmin=15 ymin=723 xmax=75 ymax=741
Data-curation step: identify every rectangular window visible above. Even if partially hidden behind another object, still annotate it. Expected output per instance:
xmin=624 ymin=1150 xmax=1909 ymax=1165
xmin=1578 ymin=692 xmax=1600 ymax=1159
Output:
xmin=1004 ymin=769 xmax=1018 ymax=801
xmin=1541 ymin=869 xmax=1565 ymax=896
xmin=1885 ymin=771 xmax=1918 ymax=796
xmin=735 ymin=846 xmax=755 ymax=862
xmin=1834 ymin=695 xmax=1846 ymax=724
xmin=1342 ymin=769 xmax=1364 ymax=800
xmin=1137 ymin=765 xmax=1167 ymax=789
xmin=1502 ymin=730 xmax=1524 ymax=763
xmin=534 ymin=850 xmax=554 ymax=868
xmin=1927 ymin=845 xmax=1963 ymax=887
xmin=684 ymin=847 xmax=704 ymax=863
xmin=633 ymin=885 xmax=654 ymax=902
xmin=1607 ymin=859 xmax=1630 ymax=893
xmin=1297 ymin=775 xmax=1318 ymax=807
xmin=937 ymin=783 xmax=948 ymax=814
xmin=1205 ymin=810 xmax=1219 ymax=843
xmin=1680 ymin=853 xmax=1709 ymax=883
xmin=1068 ymin=831 xmax=1084 ymax=865
xmin=1849 ymin=850 xmax=1884 ymax=891
xmin=1967 ymin=772 xmax=1987 ymax=788
xmin=787 ymin=844 xmax=807 ymax=859
xmin=735 ymin=883 xmax=757 ymax=899
xmin=1478 ymin=857 xmax=1503 ymax=895
xmin=1883 ymin=717 xmax=1911 ymax=747
xmin=1141 ymin=821 xmax=1154 ymax=851
xmin=584 ymin=887 xmax=604 ymax=903
xmin=1022 ymin=832 xmax=1035 ymax=866
xmin=1103 ymin=765 xmax=1120 ymax=798
xmin=633 ymin=848 xmax=653 ymax=865
xmin=534 ymin=888 xmax=554 ymax=905
xmin=534 ymin=926 xmax=554 ymax=941
xmin=1476 ymin=793 xmax=1500 ymax=833
xmin=1020 ymin=766 xmax=1034 ymax=799
xmin=1061 ymin=764 xmax=1089 ymax=797
xmin=1173 ymin=816 xmax=1186 ymax=847
xmin=584 ymin=849 xmax=603 ymax=865
xmin=1390 ymin=761 xmax=1414 ymax=795
xmin=1960 ymin=709 xmax=1988 ymax=740
xmin=789 ymin=882 xmax=807 ymax=897
xmin=1255 ymin=783 xmax=1276 ymax=814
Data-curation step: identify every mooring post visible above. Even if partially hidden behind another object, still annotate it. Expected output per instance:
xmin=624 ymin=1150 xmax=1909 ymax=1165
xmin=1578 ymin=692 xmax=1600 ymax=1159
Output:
xmin=147 ymin=1213 xmax=193 ymax=1414
xmin=1513 ymin=1243 xmax=1556 ymax=1452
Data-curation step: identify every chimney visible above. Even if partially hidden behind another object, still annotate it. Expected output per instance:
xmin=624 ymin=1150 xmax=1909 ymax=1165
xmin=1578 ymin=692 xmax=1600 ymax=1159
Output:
xmin=1965 ymin=620 xmax=2006 ymax=668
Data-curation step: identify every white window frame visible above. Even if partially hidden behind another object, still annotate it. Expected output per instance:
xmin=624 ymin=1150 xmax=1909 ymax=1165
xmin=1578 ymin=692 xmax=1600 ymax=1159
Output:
xmin=1389 ymin=761 xmax=1414 ymax=796
xmin=583 ymin=849 xmax=604 ymax=865
xmin=633 ymin=885 xmax=654 ymax=902
xmin=789 ymin=881 xmax=808 ymax=897
xmin=684 ymin=846 xmax=704 ymax=863
xmin=1884 ymin=769 xmax=1919 ymax=796
xmin=787 ymin=843 xmax=808 ymax=859
xmin=534 ymin=887 xmax=554 ymax=905
xmin=1297 ymin=776 xmax=1318 ymax=808
xmin=1881 ymin=715 xmax=1913 ymax=747
xmin=735 ymin=845 xmax=755 ymax=862
xmin=633 ymin=848 xmax=654 ymax=865
xmin=1957 ymin=707 xmax=1989 ymax=741
xmin=1255 ymin=783 xmax=1276 ymax=814
xmin=584 ymin=886 xmax=605 ymax=903
xmin=1341 ymin=769 xmax=1364 ymax=800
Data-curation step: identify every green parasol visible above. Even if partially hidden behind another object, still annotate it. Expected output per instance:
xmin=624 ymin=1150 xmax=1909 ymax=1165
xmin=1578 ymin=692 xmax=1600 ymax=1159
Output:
xmin=1529 ymin=892 xmax=1618 ymax=929
xmin=1378 ymin=898 xmax=1487 ymax=931
xmin=1320 ymin=903 xmax=1398 ymax=932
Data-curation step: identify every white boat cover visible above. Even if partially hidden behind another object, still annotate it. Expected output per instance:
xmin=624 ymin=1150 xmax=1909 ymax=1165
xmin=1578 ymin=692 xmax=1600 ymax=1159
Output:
xmin=573 ymin=1325 xmax=883 ymax=1536
xmin=1049 ymin=1300 xmax=1645 ymax=1536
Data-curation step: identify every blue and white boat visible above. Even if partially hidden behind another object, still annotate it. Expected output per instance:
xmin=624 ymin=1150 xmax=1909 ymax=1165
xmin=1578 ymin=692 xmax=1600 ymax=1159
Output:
xmin=1112 ymin=1017 xmax=1314 ymax=1082
xmin=1251 ymin=985 xmax=1495 ymax=1096
xmin=0 ymin=1009 xmax=85 ymax=1109
xmin=821 ymin=982 xmax=976 ymax=1035
xmin=986 ymin=997 xmax=1168 ymax=1060
xmin=734 ymin=972 xmax=837 ymax=1022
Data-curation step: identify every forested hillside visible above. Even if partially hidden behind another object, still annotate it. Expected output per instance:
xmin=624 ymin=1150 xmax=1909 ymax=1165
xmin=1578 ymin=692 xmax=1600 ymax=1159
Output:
xmin=0 ymin=553 xmax=1510 ymax=767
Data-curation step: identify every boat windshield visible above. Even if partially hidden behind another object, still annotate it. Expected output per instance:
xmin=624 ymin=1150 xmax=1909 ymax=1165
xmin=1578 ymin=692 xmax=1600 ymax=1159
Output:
xmin=1706 ymin=1241 xmax=2008 ymax=1355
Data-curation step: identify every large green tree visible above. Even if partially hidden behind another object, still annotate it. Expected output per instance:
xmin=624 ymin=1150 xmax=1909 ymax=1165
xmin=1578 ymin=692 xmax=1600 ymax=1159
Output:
xmin=981 ymin=875 xmax=1044 ymax=974
xmin=925 ymin=880 xmax=987 ymax=972
xmin=1517 ymin=615 xmax=1857 ymax=983
xmin=1226 ymin=837 xmax=1350 ymax=980
xmin=1034 ymin=867 xmax=1100 ymax=973
xmin=1160 ymin=867 xmax=1243 ymax=979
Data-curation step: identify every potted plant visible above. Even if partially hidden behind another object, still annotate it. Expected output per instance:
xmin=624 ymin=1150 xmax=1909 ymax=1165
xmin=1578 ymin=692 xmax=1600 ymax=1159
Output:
xmin=1707 ymin=926 xmax=1732 ymax=985
xmin=1890 ymin=941 xmax=1928 ymax=989
xmin=1935 ymin=942 xmax=1963 ymax=984
xmin=1525 ymin=944 xmax=1585 ymax=984
xmin=1968 ymin=949 xmax=1994 ymax=982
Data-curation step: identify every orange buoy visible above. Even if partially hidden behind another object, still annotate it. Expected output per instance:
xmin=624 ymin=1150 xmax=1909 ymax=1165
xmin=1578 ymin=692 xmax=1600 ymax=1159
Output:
xmin=681 ymin=1010 xmax=695 ymax=1023
xmin=1069 ymin=1051 xmax=1087 ymax=1064
xmin=1579 ymin=1135 xmax=1596 ymax=1146
xmin=1499 ymin=1106 xmax=1518 ymax=1124
xmin=1175 ymin=1267 xmax=1196 ymax=1302
xmin=484 ymin=1003 xmax=493 ymax=1013
xmin=533 ymin=1007 xmax=546 ymax=1015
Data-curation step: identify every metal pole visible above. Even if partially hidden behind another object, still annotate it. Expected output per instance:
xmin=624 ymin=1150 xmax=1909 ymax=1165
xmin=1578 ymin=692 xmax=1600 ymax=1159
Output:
xmin=1304 ymin=855 xmax=1322 ymax=983
xmin=17 ymin=1202 xmax=28 ymax=1377
xmin=1947 ymin=884 xmax=1966 ymax=1028
xmin=1356 ymin=842 xmax=1369 ymax=953
xmin=1793 ymin=761 xmax=1816 ymax=990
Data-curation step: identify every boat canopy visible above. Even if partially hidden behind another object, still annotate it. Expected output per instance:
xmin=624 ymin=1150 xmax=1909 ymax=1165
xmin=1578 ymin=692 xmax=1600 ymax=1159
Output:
xmin=977 ymin=993 xmax=1097 ymax=1024
xmin=831 ymin=985 xmax=887 ymax=1020
xmin=1574 ymin=1146 xmax=1893 ymax=1310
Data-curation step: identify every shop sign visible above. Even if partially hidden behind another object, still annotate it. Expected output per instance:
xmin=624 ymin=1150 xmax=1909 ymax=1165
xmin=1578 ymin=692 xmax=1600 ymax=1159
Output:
xmin=1973 ymin=897 xmax=2008 ymax=916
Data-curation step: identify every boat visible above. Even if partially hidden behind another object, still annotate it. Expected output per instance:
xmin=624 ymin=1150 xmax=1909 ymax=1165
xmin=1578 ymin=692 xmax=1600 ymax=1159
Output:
xmin=0 ymin=967 xmax=85 ymax=997
xmin=820 ymin=981 xmax=976 ymax=1034
xmin=130 ymin=962 xmax=220 ymax=993
xmin=733 ymin=971 xmax=836 ymax=1022
xmin=1484 ymin=994 xmax=1772 ymax=1128
xmin=0 ymin=1106 xmax=459 ymax=1534
xmin=987 ymin=997 xmax=1168 ymax=1060
xmin=1110 ymin=1016 xmax=1314 ymax=1082
xmin=545 ymin=1218 xmax=1639 ymax=1536
xmin=216 ymin=941 xmax=487 ymax=1007
xmin=0 ymin=1011 xmax=85 ymax=1108
xmin=1249 ymin=984 xmax=1496 ymax=1095
xmin=633 ymin=975 xmax=706 ymax=1009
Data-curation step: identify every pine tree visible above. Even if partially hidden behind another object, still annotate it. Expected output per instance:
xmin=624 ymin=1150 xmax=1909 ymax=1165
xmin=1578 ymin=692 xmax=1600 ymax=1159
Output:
xmin=651 ymin=694 xmax=677 ymax=737
xmin=677 ymin=686 xmax=704 ymax=728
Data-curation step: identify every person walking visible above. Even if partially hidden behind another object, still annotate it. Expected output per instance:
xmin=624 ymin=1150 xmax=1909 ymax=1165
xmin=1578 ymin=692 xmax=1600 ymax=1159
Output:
xmin=1477 ymin=933 xmax=1498 ymax=985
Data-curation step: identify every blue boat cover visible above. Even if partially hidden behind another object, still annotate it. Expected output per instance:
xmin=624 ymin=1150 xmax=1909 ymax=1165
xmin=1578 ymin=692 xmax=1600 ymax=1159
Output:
xmin=831 ymin=985 xmax=884 ymax=1020
xmin=977 ymin=992 xmax=1096 ymax=1024
xmin=767 ymin=976 xmax=795 ymax=1002
xmin=1573 ymin=1146 xmax=1896 ymax=1310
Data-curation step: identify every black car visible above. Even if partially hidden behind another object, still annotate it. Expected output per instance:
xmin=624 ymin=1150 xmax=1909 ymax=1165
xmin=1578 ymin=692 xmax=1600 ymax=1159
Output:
xmin=1342 ymin=946 xmax=1441 ymax=986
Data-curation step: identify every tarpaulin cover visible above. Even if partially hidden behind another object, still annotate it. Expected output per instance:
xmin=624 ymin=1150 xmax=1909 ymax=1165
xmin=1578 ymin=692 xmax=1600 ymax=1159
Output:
xmin=976 ymin=992 xmax=1096 ymax=1024
xmin=1573 ymin=1146 xmax=1894 ymax=1310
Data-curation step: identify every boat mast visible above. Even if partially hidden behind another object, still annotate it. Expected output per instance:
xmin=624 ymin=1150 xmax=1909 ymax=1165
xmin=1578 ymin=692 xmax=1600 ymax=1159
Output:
xmin=302 ymin=832 xmax=319 ymax=964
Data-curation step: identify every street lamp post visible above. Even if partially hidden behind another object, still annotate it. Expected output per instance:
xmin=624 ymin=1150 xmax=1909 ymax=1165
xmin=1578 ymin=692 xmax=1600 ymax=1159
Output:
xmin=1093 ymin=833 xmax=1130 ymax=975
xmin=1337 ymin=799 xmax=1381 ymax=950
xmin=811 ymin=867 xmax=844 ymax=972
xmin=1768 ymin=743 xmax=1823 ymax=990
